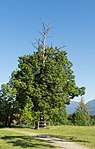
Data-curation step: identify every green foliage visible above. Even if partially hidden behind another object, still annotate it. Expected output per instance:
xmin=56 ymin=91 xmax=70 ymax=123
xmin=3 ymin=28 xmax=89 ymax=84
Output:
xmin=48 ymin=102 xmax=68 ymax=125
xmin=20 ymin=99 xmax=33 ymax=125
xmin=0 ymin=82 xmax=20 ymax=127
xmin=12 ymin=46 xmax=85 ymax=124
xmin=90 ymin=115 xmax=95 ymax=125
xmin=73 ymin=98 xmax=90 ymax=126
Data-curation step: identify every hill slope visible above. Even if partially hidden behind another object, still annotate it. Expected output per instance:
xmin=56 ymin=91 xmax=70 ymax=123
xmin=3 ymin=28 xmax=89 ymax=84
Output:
xmin=86 ymin=99 xmax=95 ymax=115
xmin=66 ymin=99 xmax=95 ymax=115
xmin=66 ymin=101 xmax=79 ymax=114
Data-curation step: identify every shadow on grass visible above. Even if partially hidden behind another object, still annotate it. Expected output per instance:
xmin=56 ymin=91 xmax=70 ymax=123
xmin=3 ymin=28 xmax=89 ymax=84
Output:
xmin=47 ymin=135 xmax=90 ymax=143
xmin=1 ymin=135 xmax=55 ymax=148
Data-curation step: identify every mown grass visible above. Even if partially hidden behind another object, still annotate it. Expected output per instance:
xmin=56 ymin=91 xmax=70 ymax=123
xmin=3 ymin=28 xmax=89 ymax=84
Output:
xmin=38 ymin=125 xmax=95 ymax=149
xmin=1 ymin=125 xmax=95 ymax=149
xmin=0 ymin=129 xmax=57 ymax=149
xmin=13 ymin=125 xmax=95 ymax=149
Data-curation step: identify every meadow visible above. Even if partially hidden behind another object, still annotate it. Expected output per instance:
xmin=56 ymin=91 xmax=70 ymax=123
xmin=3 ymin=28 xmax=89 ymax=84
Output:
xmin=0 ymin=125 xmax=95 ymax=149
xmin=0 ymin=128 xmax=57 ymax=149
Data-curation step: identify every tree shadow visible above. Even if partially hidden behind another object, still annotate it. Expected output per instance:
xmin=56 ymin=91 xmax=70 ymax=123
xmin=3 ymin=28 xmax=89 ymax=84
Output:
xmin=1 ymin=135 xmax=55 ymax=148
xmin=43 ymin=134 xmax=90 ymax=143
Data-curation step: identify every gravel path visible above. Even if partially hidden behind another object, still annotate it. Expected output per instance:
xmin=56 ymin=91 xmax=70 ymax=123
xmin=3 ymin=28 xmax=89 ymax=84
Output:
xmin=3 ymin=128 xmax=89 ymax=149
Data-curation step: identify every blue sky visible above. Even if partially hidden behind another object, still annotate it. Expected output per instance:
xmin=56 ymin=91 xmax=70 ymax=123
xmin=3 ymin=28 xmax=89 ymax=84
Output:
xmin=0 ymin=0 xmax=95 ymax=102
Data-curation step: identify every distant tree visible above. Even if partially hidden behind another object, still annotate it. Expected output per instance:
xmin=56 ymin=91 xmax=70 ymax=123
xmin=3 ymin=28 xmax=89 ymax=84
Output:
xmin=73 ymin=97 xmax=90 ymax=126
xmin=11 ymin=22 xmax=85 ymax=125
xmin=90 ymin=115 xmax=95 ymax=125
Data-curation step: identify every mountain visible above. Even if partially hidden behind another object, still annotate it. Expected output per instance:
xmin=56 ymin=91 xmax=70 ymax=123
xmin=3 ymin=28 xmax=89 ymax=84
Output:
xmin=86 ymin=99 xmax=95 ymax=115
xmin=66 ymin=101 xmax=79 ymax=114
xmin=66 ymin=99 xmax=95 ymax=115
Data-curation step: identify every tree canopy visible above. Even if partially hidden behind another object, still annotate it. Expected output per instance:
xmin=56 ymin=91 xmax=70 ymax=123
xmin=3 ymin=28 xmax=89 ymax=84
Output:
xmin=12 ymin=46 xmax=85 ymax=124
xmin=0 ymin=23 xmax=85 ymax=126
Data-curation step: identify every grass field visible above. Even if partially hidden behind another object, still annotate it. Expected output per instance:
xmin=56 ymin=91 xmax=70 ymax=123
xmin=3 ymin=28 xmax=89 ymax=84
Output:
xmin=0 ymin=128 xmax=57 ymax=149
xmin=33 ymin=125 xmax=95 ymax=149
xmin=0 ymin=125 xmax=95 ymax=149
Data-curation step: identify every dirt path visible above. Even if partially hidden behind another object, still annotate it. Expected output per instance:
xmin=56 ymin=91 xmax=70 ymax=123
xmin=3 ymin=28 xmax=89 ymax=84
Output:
xmin=37 ymin=134 xmax=89 ymax=149
xmin=3 ymin=128 xmax=89 ymax=149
